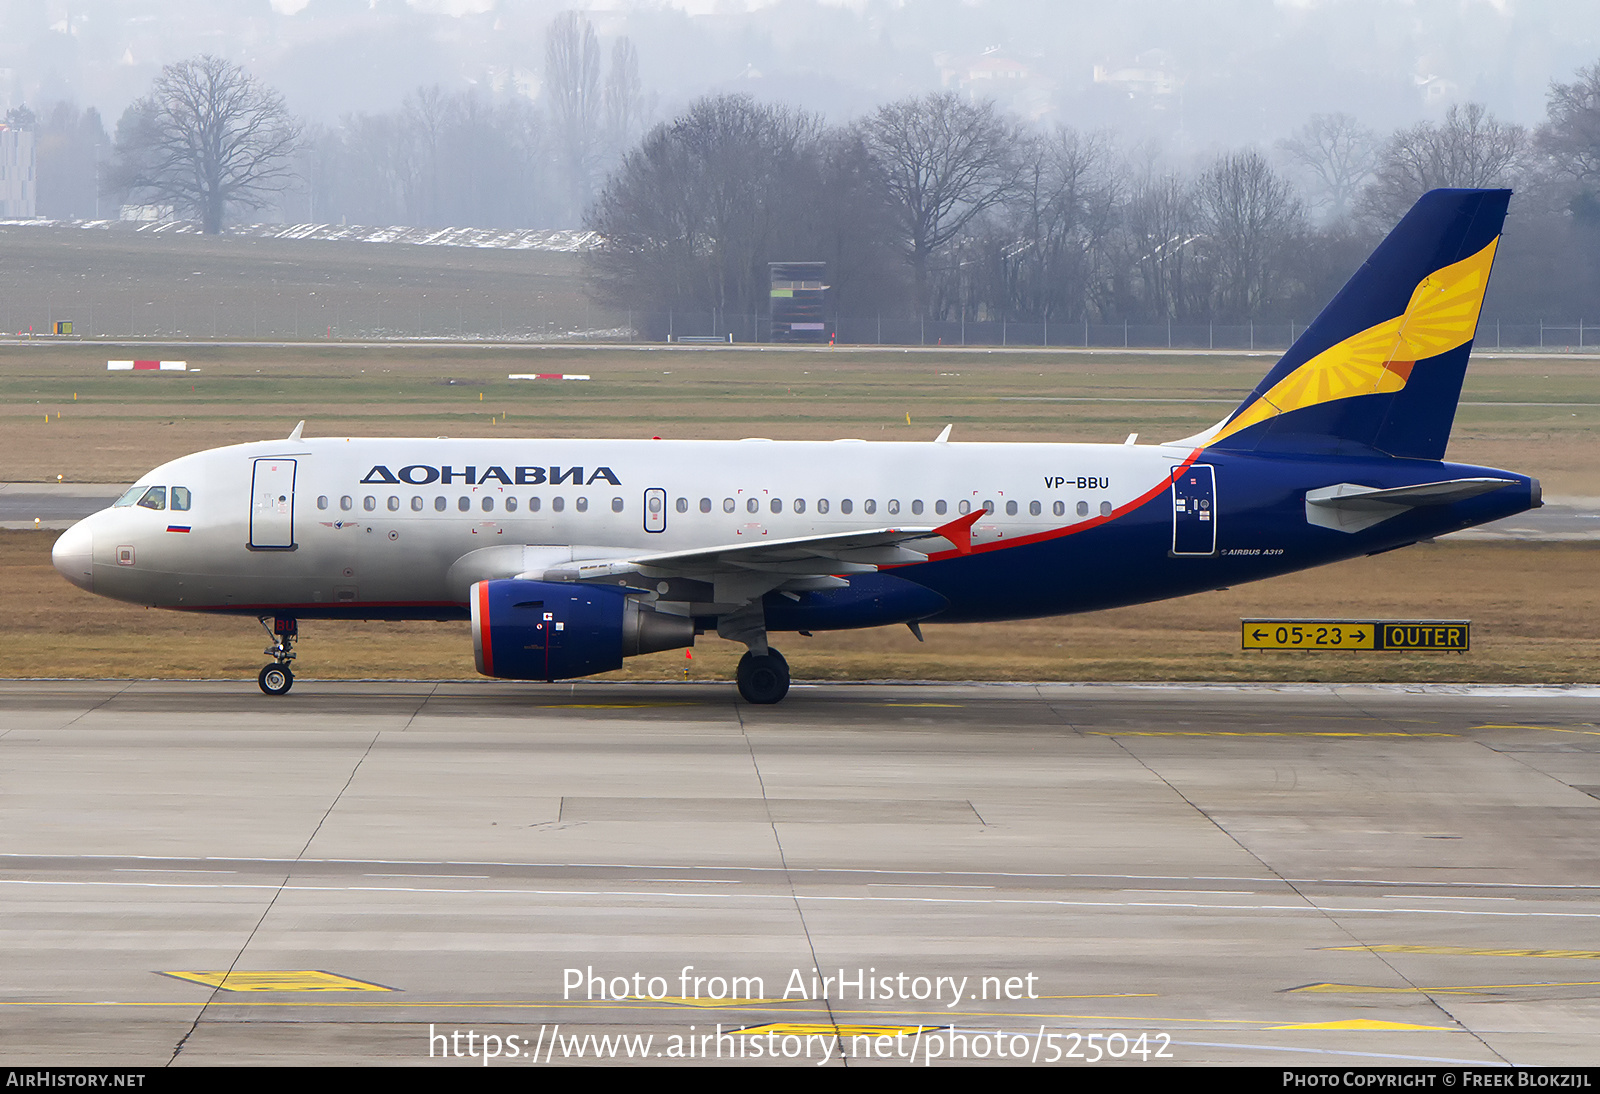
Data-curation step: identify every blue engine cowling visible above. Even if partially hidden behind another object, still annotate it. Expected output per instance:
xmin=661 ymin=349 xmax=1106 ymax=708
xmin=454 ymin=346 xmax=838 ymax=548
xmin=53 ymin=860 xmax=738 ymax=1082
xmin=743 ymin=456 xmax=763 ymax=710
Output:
xmin=470 ymin=579 xmax=693 ymax=681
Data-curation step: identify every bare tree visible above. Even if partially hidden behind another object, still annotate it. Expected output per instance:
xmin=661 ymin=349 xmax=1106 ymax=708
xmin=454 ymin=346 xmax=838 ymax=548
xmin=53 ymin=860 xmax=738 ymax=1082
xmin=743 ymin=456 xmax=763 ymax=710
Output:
xmin=545 ymin=12 xmax=604 ymax=223
xmin=1360 ymin=103 xmax=1528 ymax=226
xmin=107 ymin=55 xmax=299 ymax=233
xmin=1116 ymin=169 xmax=1205 ymax=322
xmin=587 ymin=95 xmax=826 ymax=320
xmin=1001 ymin=126 xmax=1120 ymax=321
xmin=603 ymin=38 xmax=645 ymax=164
xmin=1194 ymin=150 xmax=1302 ymax=320
xmin=1539 ymin=60 xmax=1600 ymax=193
xmin=858 ymin=93 xmax=1017 ymax=316
xmin=1278 ymin=113 xmax=1378 ymax=222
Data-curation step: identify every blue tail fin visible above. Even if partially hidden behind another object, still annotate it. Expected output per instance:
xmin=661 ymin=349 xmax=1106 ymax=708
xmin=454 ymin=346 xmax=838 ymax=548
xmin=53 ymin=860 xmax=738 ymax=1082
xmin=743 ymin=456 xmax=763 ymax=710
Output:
xmin=1190 ymin=188 xmax=1509 ymax=460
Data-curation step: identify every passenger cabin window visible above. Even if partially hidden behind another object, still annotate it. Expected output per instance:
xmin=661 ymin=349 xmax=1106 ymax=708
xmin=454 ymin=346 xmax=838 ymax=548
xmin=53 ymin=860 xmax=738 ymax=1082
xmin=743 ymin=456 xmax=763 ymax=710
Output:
xmin=887 ymin=499 xmax=900 ymax=515
xmin=435 ymin=496 xmax=447 ymax=512
xmin=840 ymin=499 xmax=853 ymax=515
xmin=935 ymin=500 xmax=947 ymax=516
xmin=170 ymin=487 xmax=191 ymax=511
xmin=1053 ymin=501 xmax=1065 ymax=517
xmin=770 ymin=498 xmax=782 ymax=514
xmin=911 ymin=500 xmax=923 ymax=515
xmin=864 ymin=499 xmax=877 ymax=515
xmin=552 ymin=496 xmax=565 ymax=512
xmin=677 ymin=497 xmax=689 ymax=514
xmin=482 ymin=497 xmax=494 ymax=512
xmin=317 ymin=495 xmax=329 ymax=510
xmin=137 ymin=486 xmax=166 ymax=510
xmin=817 ymin=499 xmax=829 ymax=514
xmin=700 ymin=498 xmax=712 ymax=513
xmin=1005 ymin=501 xmax=1018 ymax=516
xmin=529 ymin=497 xmax=541 ymax=512
xmin=364 ymin=496 xmax=376 ymax=512
xmin=959 ymin=501 xmax=971 ymax=515
xmin=505 ymin=497 xmax=517 ymax=513
xmin=576 ymin=497 xmax=588 ymax=513
xmin=387 ymin=496 xmax=399 ymax=512
xmin=1076 ymin=501 xmax=1089 ymax=517
xmin=411 ymin=496 xmax=423 ymax=512
xmin=794 ymin=498 xmax=806 ymax=514
xmin=612 ymin=497 xmax=625 ymax=513
xmin=1100 ymin=501 xmax=1113 ymax=517
xmin=458 ymin=496 xmax=471 ymax=512
xmin=340 ymin=496 xmax=353 ymax=512
xmin=747 ymin=498 xmax=759 ymax=514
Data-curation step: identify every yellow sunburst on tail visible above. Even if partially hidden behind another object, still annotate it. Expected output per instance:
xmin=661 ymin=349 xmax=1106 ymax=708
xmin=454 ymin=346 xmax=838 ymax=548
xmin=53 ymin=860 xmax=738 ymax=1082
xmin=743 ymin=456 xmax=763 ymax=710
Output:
xmin=1207 ymin=236 xmax=1498 ymax=447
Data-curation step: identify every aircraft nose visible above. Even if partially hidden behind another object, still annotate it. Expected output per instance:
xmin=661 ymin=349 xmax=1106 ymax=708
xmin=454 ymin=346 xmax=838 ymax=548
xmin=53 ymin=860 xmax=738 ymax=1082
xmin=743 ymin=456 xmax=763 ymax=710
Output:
xmin=52 ymin=520 xmax=94 ymax=592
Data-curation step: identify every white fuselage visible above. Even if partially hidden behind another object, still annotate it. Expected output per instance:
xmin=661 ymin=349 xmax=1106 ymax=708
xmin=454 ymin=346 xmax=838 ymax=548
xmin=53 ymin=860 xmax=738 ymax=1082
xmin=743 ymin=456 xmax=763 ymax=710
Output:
xmin=61 ymin=435 xmax=1192 ymax=614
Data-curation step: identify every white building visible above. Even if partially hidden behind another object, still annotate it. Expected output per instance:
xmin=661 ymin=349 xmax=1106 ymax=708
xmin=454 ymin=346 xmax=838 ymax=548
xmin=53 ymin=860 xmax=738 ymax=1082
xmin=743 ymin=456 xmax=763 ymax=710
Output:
xmin=0 ymin=124 xmax=36 ymax=218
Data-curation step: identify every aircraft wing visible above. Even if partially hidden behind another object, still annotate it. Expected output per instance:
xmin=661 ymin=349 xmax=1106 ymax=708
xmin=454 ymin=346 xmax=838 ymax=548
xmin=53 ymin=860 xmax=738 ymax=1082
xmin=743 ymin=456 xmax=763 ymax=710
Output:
xmin=545 ymin=508 xmax=986 ymax=584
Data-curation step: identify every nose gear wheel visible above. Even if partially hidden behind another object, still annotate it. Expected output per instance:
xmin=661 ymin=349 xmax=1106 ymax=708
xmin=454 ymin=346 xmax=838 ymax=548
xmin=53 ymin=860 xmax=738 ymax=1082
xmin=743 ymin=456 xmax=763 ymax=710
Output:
xmin=257 ymin=616 xmax=298 ymax=696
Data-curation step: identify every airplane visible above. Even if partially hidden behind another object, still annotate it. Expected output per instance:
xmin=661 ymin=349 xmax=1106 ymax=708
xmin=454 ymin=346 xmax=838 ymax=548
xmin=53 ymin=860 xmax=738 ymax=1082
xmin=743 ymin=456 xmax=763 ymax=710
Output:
xmin=52 ymin=188 xmax=1538 ymax=704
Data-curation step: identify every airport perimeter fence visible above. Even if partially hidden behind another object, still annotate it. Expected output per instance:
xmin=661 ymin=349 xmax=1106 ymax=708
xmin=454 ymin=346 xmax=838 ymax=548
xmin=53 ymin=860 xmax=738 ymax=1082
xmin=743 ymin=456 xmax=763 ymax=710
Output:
xmin=2 ymin=296 xmax=1596 ymax=351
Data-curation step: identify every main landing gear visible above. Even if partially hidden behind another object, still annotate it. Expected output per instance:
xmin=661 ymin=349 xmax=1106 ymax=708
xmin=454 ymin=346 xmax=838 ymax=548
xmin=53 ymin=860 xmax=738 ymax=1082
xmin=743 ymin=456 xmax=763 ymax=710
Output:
xmin=257 ymin=616 xmax=297 ymax=696
xmin=736 ymin=648 xmax=790 ymax=705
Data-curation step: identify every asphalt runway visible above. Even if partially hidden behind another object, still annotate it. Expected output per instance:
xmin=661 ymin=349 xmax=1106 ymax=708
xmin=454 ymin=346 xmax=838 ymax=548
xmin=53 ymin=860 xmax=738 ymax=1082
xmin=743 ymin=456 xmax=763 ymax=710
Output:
xmin=2 ymin=679 xmax=1597 ymax=1067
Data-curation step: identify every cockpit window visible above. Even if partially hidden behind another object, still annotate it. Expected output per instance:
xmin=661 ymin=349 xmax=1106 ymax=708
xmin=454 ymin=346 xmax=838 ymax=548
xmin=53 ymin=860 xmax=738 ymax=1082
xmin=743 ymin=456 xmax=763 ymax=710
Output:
xmin=136 ymin=486 xmax=167 ymax=511
xmin=113 ymin=486 xmax=144 ymax=508
xmin=170 ymin=487 xmax=191 ymax=511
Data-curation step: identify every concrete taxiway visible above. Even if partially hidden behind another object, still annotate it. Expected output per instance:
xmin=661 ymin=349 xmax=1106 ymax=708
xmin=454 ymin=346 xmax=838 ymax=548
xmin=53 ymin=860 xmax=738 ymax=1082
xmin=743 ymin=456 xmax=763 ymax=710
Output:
xmin=1 ymin=679 xmax=1598 ymax=1067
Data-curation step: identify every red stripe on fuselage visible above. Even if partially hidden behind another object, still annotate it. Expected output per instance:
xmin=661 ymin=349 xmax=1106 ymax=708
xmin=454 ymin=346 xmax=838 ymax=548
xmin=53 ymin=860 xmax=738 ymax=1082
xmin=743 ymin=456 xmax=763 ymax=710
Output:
xmin=917 ymin=448 xmax=1201 ymax=563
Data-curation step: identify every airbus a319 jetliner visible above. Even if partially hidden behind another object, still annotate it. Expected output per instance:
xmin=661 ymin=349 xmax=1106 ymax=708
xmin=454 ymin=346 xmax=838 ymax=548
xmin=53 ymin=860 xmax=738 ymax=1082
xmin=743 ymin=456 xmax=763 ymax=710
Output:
xmin=53 ymin=189 xmax=1538 ymax=703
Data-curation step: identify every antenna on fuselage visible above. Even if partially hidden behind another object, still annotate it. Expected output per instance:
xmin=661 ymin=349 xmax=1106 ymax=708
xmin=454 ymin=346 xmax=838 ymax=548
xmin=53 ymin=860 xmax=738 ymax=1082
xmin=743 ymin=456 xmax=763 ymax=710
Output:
xmin=287 ymin=421 xmax=305 ymax=443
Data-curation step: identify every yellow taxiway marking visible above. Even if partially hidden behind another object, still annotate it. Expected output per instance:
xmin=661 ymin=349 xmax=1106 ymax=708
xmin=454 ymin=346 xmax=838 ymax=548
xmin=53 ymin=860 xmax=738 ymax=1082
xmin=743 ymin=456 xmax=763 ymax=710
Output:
xmin=1271 ymin=1019 xmax=1454 ymax=1031
xmin=160 ymin=970 xmax=394 ymax=992
xmin=1089 ymin=731 xmax=1458 ymax=738
xmin=736 ymin=1023 xmax=936 ymax=1038
xmin=1325 ymin=945 xmax=1600 ymax=960
xmin=1472 ymin=724 xmax=1600 ymax=736
xmin=1293 ymin=981 xmax=1600 ymax=995
xmin=642 ymin=996 xmax=793 ymax=1009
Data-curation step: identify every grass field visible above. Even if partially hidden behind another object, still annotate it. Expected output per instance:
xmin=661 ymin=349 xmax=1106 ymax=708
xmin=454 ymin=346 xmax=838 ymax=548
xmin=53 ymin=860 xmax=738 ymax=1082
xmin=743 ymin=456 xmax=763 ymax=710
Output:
xmin=0 ymin=224 xmax=604 ymax=340
xmin=5 ymin=343 xmax=1599 ymax=494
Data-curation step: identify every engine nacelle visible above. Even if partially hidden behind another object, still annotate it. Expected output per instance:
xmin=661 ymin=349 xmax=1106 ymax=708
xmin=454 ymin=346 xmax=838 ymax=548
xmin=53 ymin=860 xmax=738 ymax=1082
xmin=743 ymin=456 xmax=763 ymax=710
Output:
xmin=469 ymin=579 xmax=694 ymax=681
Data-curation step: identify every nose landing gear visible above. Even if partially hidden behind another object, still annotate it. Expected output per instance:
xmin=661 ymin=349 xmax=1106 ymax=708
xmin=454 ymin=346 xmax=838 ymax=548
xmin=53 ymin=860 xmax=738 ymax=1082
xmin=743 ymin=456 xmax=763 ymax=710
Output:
xmin=257 ymin=616 xmax=297 ymax=695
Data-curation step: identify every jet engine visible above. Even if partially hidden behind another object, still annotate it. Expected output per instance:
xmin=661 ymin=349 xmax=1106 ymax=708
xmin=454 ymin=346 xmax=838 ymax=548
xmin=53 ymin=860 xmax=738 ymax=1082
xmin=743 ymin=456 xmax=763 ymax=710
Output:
xmin=469 ymin=579 xmax=694 ymax=681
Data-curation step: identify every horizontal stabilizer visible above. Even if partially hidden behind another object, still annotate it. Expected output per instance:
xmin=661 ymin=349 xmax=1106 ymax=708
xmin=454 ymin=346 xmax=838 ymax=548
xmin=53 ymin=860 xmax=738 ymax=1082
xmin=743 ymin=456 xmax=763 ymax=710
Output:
xmin=1305 ymin=477 xmax=1518 ymax=533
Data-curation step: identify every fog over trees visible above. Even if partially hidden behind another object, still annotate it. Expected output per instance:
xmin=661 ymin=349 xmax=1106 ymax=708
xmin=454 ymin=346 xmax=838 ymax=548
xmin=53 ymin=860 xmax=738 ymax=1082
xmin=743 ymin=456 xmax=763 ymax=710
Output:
xmin=588 ymin=59 xmax=1600 ymax=326
xmin=3 ymin=5 xmax=1596 ymax=323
